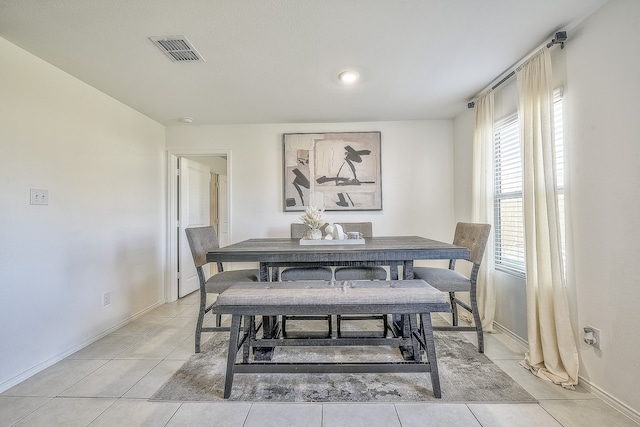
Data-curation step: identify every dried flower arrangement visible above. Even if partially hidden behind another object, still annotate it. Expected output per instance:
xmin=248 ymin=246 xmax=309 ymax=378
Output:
xmin=300 ymin=206 xmax=327 ymax=230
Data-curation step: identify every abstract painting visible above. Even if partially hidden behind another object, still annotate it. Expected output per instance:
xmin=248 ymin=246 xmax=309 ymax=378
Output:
xmin=283 ymin=132 xmax=382 ymax=211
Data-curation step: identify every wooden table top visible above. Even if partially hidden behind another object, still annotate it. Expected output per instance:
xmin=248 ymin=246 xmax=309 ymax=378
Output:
xmin=206 ymin=235 xmax=469 ymax=263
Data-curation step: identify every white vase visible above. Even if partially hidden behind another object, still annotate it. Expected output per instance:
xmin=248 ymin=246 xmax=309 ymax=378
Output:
xmin=307 ymin=228 xmax=322 ymax=240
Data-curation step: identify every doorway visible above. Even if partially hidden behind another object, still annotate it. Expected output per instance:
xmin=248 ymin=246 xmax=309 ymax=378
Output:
xmin=166 ymin=150 xmax=231 ymax=303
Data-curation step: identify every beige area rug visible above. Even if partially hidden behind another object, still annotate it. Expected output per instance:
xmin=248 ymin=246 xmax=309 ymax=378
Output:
xmin=151 ymin=322 xmax=536 ymax=403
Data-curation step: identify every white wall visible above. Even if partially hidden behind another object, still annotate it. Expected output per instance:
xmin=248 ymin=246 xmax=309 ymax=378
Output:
xmin=166 ymin=121 xmax=457 ymax=249
xmin=563 ymin=0 xmax=640 ymax=414
xmin=0 ymin=37 xmax=166 ymax=390
xmin=452 ymin=0 xmax=640 ymax=416
xmin=452 ymin=109 xmax=473 ymax=223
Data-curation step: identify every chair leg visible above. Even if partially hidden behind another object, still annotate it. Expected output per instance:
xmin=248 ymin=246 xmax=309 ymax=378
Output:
xmin=195 ymin=290 xmax=207 ymax=353
xmin=469 ymin=285 xmax=484 ymax=353
xmin=449 ymin=292 xmax=458 ymax=326
xmin=216 ymin=314 xmax=222 ymax=327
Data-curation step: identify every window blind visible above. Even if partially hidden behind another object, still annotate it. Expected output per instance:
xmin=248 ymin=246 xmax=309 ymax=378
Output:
xmin=493 ymin=114 xmax=525 ymax=276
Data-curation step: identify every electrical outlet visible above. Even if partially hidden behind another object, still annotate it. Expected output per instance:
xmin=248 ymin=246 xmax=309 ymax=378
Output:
xmin=30 ymin=188 xmax=49 ymax=205
xmin=583 ymin=325 xmax=601 ymax=350
xmin=102 ymin=292 xmax=111 ymax=306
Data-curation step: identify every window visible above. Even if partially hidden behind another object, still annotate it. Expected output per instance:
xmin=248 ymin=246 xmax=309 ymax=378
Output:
xmin=493 ymin=89 xmax=565 ymax=278
xmin=493 ymin=114 xmax=525 ymax=276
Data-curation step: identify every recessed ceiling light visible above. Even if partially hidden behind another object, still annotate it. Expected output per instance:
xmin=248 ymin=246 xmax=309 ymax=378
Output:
xmin=338 ymin=70 xmax=360 ymax=84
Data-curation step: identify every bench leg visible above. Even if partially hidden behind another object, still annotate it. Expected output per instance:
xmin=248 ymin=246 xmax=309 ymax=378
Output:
xmin=224 ymin=314 xmax=242 ymax=399
xmin=420 ymin=312 xmax=442 ymax=398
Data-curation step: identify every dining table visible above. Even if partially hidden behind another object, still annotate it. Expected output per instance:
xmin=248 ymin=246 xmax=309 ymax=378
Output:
xmin=206 ymin=235 xmax=470 ymax=281
xmin=206 ymin=235 xmax=470 ymax=359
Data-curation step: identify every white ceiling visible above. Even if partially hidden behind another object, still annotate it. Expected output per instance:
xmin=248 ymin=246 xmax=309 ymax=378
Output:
xmin=0 ymin=0 xmax=606 ymax=126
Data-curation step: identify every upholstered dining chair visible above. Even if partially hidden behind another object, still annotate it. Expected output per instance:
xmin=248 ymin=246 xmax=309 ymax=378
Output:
xmin=413 ymin=222 xmax=491 ymax=353
xmin=279 ymin=223 xmax=333 ymax=281
xmin=279 ymin=223 xmax=333 ymax=337
xmin=333 ymin=222 xmax=387 ymax=281
xmin=185 ymin=226 xmax=260 ymax=353
xmin=333 ymin=222 xmax=388 ymax=337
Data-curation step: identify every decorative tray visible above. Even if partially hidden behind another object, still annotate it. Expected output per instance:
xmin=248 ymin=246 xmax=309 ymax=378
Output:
xmin=299 ymin=238 xmax=365 ymax=246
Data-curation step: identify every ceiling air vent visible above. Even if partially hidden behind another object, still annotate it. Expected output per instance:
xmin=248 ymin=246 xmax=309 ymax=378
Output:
xmin=149 ymin=36 xmax=205 ymax=62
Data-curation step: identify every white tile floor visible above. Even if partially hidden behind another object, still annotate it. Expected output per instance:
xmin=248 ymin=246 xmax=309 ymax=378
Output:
xmin=1 ymin=292 xmax=638 ymax=427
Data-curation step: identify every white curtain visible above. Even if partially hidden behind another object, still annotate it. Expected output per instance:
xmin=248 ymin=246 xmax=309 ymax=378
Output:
xmin=517 ymin=50 xmax=579 ymax=388
xmin=471 ymin=92 xmax=496 ymax=332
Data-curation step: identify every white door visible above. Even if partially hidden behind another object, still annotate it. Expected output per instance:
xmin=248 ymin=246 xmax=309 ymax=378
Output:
xmin=179 ymin=158 xmax=211 ymax=297
xmin=218 ymin=174 xmax=229 ymax=247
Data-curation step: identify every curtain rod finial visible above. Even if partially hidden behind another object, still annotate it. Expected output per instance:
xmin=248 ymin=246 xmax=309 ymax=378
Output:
xmin=468 ymin=101 xmax=475 ymax=109
xmin=547 ymin=31 xmax=568 ymax=49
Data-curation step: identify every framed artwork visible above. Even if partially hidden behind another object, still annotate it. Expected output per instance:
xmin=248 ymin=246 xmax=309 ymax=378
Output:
xmin=283 ymin=132 xmax=382 ymax=211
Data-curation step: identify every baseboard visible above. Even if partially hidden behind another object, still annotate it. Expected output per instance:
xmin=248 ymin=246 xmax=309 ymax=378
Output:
xmin=0 ymin=300 xmax=165 ymax=393
xmin=492 ymin=321 xmax=529 ymax=349
xmin=492 ymin=321 xmax=640 ymax=424
xmin=577 ymin=375 xmax=640 ymax=424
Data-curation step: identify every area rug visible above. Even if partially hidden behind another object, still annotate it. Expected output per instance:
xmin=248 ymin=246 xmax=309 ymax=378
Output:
xmin=151 ymin=328 xmax=536 ymax=403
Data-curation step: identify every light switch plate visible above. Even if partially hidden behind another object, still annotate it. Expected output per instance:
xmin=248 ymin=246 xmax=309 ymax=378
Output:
xmin=30 ymin=188 xmax=49 ymax=205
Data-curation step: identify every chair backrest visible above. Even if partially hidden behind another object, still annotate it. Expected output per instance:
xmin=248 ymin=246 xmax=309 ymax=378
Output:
xmin=185 ymin=226 xmax=220 ymax=269
xmin=338 ymin=222 xmax=373 ymax=237
xmin=290 ymin=222 xmax=374 ymax=238
xmin=452 ymin=222 xmax=491 ymax=267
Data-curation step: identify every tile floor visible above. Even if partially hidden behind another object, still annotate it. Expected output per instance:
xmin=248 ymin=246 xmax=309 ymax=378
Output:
xmin=1 ymin=292 xmax=638 ymax=427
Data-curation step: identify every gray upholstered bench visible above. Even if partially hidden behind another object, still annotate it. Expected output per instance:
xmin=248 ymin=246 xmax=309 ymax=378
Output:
xmin=212 ymin=279 xmax=450 ymax=398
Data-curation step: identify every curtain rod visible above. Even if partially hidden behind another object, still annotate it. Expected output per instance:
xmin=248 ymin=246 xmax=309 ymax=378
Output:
xmin=467 ymin=31 xmax=567 ymax=108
